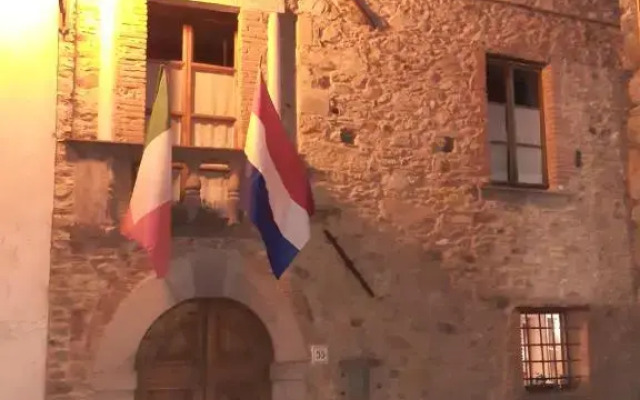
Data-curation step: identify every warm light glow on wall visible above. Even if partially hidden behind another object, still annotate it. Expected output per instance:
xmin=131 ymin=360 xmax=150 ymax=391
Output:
xmin=100 ymin=0 xmax=117 ymax=65
xmin=0 ymin=1 xmax=56 ymax=48
xmin=0 ymin=0 xmax=59 ymax=98
xmin=98 ymin=0 xmax=118 ymax=140
xmin=0 ymin=2 xmax=58 ymax=399
xmin=1 ymin=2 xmax=44 ymax=37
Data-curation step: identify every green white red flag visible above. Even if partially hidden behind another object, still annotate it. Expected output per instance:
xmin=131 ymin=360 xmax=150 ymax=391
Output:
xmin=121 ymin=66 xmax=173 ymax=277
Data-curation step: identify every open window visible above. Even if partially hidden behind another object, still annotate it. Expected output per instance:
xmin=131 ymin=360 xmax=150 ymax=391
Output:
xmin=146 ymin=1 xmax=237 ymax=211
xmin=146 ymin=1 xmax=238 ymax=149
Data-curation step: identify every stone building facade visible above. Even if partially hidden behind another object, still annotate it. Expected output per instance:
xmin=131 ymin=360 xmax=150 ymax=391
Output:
xmin=3 ymin=0 xmax=640 ymax=399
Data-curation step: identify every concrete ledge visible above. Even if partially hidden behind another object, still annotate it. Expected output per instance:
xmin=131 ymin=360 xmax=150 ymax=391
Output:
xmin=481 ymin=185 xmax=573 ymax=208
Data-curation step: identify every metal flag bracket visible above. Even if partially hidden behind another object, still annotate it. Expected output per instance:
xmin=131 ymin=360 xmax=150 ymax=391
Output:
xmin=323 ymin=229 xmax=376 ymax=298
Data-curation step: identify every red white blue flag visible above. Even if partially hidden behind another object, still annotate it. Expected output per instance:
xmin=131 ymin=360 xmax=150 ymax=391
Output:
xmin=243 ymin=74 xmax=314 ymax=278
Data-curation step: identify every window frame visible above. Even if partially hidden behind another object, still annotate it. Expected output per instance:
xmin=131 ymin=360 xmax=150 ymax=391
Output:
xmin=145 ymin=3 xmax=238 ymax=204
xmin=518 ymin=307 xmax=585 ymax=392
xmin=145 ymin=3 xmax=238 ymax=148
xmin=486 ymin=55 xmax=549 ymax=190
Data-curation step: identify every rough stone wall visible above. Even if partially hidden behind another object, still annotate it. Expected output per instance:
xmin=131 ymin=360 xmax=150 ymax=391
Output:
xmin=292 ymin=0 xmax=639 ymax=398
xmin=46 ymin=0 xmax=640 ymax=400
xmin=297 ymin=0 xmax=630 ymax=297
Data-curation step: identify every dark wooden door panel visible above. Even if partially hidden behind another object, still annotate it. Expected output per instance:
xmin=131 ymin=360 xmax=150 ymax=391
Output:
xmin=136 ymin=298 xmax=273 ymax=400
xmin=207 ymin=361 xmax=270 ymax=383
xmin=137 ymin=362 xmax=199 ymax=388
xmin=206 ymin=299 xmax=273 ymax=400
xmin=136 ymin=300 xmax=202 ymax=367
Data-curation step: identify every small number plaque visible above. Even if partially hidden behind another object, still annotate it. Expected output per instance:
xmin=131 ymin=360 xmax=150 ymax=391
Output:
xmin=310 ymin=344 xmax=329 ymax=364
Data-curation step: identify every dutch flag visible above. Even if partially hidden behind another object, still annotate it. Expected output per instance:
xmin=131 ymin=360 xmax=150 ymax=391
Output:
xmin=243 ymin=73 xmax=315 ymax=278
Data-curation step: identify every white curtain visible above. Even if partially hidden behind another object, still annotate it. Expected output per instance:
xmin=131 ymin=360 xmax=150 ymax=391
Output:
xmin=146 ymin=63 xmax=235 ymax=212
xmin=193 ymin=71 xmax=236 ymax=148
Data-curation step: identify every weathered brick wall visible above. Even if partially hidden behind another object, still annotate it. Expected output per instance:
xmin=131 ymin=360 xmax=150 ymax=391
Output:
xmin=46 ymin=0 xmax=640 ymax=399
xmin=56 ymin=0 xmax=100 ymax=141
xmin=47 ymin=2 xmax=271 ymax=398
xmin=114 ymin=0 xmax=147 ymax=142
xmin=74 ymin=0 xmax=101 ymax=140
xmin=56 ymin=8 xmax=76 ymax=140
xmin=238 ymin=9 xmax=268 ymax=147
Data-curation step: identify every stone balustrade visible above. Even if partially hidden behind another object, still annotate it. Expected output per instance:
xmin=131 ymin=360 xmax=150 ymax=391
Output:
xmin=62 ymin=138 xmax=248 ymax=237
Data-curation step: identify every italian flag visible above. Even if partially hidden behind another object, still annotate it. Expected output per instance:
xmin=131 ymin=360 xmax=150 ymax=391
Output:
xmin=121 ymin=66 xmax=173 ymax=277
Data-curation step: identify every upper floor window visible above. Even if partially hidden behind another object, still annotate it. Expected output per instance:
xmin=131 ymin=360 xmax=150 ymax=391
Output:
xmin=146 ymin=2 xmax=238 ymax=149
xmin=146 ymin=2 xmax=237 ymax=212
xmin=519 ymin=309 xmax=587 ymax=392
xmin=486 ymin=56 xmax=547 ymax=188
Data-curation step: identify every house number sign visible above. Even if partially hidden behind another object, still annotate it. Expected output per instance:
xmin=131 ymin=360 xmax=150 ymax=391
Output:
xmin=310 ymin=345 xmax=329 ymax=364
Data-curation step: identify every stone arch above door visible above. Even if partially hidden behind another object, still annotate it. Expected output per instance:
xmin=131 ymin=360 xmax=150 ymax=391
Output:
xmin=91 ymin=248 xmax=308 ymax=400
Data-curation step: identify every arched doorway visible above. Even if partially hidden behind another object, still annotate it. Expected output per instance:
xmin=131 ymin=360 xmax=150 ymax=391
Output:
xmin=135 ymin=298 xmax=274 ymax=400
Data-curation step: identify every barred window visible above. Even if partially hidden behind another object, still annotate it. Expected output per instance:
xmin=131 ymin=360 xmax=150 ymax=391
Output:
xmin=519 ymin=310 xmax=585 ymax=391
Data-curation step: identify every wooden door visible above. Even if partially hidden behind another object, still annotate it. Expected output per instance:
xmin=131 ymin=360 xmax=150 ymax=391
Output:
xmin=136 ymin=298 xmax=273 ymax=400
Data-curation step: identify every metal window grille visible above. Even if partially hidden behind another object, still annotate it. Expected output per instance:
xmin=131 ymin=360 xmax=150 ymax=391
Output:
xmin=519 ymin=311 xmax=579 ymax=391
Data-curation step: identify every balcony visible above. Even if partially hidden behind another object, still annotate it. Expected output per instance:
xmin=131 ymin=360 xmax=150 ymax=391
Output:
xmin=62 ymin=138 xmax=252 ymax=239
